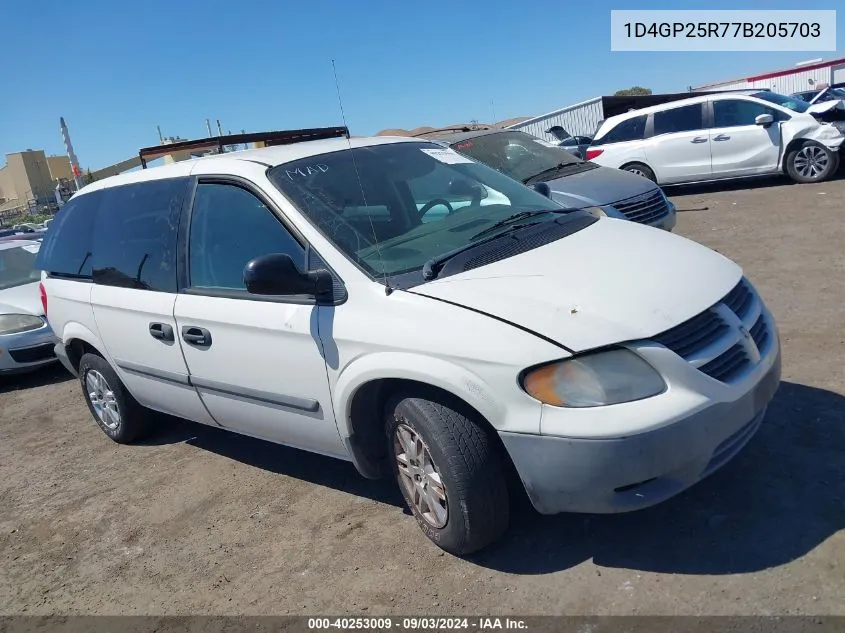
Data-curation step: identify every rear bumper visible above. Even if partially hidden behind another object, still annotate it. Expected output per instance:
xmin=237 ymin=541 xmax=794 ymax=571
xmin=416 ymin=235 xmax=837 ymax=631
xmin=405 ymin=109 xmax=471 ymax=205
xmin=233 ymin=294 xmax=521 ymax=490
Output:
xmin=500 ymin=343 xmax=781 ymax=515
xmin=54 ymin=341 xmax=78 ymax=377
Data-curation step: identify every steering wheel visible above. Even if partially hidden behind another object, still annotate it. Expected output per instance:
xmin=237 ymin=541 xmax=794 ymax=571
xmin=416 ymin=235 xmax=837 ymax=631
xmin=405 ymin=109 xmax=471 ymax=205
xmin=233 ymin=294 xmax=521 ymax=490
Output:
xmin=418 ymin=198 xmax=454 ymax=220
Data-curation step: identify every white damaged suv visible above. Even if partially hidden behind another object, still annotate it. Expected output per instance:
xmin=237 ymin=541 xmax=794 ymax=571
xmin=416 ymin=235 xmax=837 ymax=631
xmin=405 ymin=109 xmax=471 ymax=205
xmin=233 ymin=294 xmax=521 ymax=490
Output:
xmin=38 ymin=128 xmax=781 ymax=555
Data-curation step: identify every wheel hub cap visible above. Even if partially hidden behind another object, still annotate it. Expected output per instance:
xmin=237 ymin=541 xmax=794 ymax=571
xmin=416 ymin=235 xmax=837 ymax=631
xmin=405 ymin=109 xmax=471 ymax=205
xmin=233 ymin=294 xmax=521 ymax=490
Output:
xmin=394 ymin=423 xmax=448 ymax=529
xmin=86 ymin=369 xmax=121 ymax=430
xmin=795 ymin=146 xmax=829 ymax=179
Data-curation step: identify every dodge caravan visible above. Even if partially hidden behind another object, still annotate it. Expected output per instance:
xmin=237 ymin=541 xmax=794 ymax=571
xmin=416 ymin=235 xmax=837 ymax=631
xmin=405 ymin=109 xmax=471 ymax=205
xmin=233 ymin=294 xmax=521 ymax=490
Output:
xmin=38 ymin=128 xmax=781 ymax=555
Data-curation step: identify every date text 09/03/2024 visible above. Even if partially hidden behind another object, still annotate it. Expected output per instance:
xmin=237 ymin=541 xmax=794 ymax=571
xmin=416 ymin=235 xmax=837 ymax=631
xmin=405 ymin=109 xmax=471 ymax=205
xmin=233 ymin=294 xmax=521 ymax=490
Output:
xmin=307 ymin=617 xmax=528 ymax=630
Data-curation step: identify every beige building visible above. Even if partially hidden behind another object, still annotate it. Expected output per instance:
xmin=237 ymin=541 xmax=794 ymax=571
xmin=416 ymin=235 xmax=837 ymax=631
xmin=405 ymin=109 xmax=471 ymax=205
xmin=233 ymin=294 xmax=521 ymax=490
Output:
xmin=0 ymin=150 xmax=72 ymax=214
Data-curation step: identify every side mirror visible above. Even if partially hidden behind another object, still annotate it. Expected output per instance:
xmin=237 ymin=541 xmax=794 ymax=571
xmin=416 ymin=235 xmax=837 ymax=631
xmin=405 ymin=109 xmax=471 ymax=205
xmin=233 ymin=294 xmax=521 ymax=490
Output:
xmin=532 ymin=182 xmax=552 ymax=198
xmin=755 ymin=113 xmax=774 ymax=126
xmin=243 ymin=253 xmax=333 ymax=300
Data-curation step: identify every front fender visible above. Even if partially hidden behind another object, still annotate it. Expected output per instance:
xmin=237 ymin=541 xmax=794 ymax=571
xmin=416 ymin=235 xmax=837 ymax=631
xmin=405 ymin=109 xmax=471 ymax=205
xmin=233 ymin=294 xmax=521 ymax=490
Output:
xmin=333 ymin=352 xmax=517 ymax=439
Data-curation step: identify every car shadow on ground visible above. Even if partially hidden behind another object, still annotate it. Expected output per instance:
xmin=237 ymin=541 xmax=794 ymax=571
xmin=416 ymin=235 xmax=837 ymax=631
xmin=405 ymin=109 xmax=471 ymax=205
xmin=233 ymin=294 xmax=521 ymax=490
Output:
xmin=0 ymin=363 xmax=74 ymax=394
xmin=468 ymin=380 xmax=845 ymax=575
xmin=664 ymin=166 xmax=845 ymax=201
xmin=140 ymin=414 xmax=405 ymax=509
xmin=135 ymin=380 xmax=842 ymax=575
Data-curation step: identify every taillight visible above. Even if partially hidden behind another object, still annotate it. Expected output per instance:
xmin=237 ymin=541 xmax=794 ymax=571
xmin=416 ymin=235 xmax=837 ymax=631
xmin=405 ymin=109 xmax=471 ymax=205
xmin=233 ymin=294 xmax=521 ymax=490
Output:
xmin=585 ymin=148 xmax=604 ymax=161
xmin=39 ymin=281 xmax=47 ymax=317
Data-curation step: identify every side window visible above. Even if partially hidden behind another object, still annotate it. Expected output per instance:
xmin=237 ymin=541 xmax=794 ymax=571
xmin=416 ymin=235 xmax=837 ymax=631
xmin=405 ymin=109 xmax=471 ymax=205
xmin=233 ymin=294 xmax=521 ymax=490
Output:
xmin=35 ymin=191 xmax=103 ymax=277
xmin=596 ymin=115 xmax=647 ymax=145
xmin=653 ymin=104 xmax=704 ymax=136
xmin=91 ymin=178 xmax=186 ymax=292
xmin=188 ymin=183 xmax=304 ymax=291
xmin=713 ymin=100 xmax=785 ymax=127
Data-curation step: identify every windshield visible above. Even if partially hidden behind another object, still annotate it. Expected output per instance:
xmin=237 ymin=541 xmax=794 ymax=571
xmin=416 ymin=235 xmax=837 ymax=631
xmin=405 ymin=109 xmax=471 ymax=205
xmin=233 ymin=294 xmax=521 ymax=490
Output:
xmin=444 ymin=131 xmax=585 ymax=183
xmin=753 ymin=91 xmax=810 ymax=112
xmin=0 ymin=243 xmax=41 ymax=290
xmin=269 ymin=141 xmax=580 ymax=280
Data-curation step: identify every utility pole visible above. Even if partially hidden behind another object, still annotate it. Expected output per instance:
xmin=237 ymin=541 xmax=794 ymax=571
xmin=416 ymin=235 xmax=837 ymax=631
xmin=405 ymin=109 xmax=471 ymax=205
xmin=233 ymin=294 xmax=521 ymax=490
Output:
xmin=205 ymin=119 xmax=213 ymax=137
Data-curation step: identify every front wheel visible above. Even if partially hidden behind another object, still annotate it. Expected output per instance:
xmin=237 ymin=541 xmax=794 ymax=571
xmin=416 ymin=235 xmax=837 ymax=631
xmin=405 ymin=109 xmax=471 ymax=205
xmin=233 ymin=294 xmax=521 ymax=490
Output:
xmin=385 ymin=393 xmax=509 ymax=555
xmin=786 ymin=141 xmax=839 ymax=183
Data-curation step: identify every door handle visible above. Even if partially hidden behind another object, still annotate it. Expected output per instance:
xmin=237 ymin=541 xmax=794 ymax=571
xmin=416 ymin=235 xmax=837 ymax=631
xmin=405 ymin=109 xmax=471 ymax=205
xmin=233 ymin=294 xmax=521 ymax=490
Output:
xmin=149 ymin=322 xmax=174 ymax=342
xmin=713 ymin=134 xmax=731 ymax=141
xmin=690 ymin=137 xmax=708 ymax=144
xmin=181 ymin=326 xmax=212 ymax=347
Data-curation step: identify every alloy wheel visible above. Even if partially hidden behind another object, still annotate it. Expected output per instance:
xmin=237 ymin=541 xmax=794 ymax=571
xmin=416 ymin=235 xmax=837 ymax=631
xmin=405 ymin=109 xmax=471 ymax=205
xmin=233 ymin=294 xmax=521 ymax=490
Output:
xmin=794 ymin=145 xmax=829 ymax=180
xmin=393 ymin=422 xmax=448 ymax=528
xmin=85 ymin=369 xmax=121 ymax=430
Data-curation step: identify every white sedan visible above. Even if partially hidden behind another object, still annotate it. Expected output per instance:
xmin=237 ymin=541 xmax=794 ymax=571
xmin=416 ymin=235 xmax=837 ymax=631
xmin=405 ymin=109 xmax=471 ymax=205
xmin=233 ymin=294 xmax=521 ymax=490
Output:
xmin=0 ymin=240 xmax=56 ymax=374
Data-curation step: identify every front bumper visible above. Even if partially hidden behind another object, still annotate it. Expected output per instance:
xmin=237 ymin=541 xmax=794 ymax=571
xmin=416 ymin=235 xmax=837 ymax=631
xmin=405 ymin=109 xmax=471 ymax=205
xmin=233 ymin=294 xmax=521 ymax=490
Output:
xmin=0 ymin=322 xmax=58 ymax=375
xmin=500 ymin=339 xmax=781 ymax=515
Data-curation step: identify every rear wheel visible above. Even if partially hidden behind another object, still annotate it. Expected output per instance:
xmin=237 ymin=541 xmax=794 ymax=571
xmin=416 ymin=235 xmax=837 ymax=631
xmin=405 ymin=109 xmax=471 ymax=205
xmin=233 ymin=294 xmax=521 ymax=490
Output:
xmin=622 ymin=162 xmax=656 ymax=182
xmin=385 ymin=392 xmax=509 ymax=555
xmin=786 ymin=141 xmax=839 ymax=183
xmin=79 ymin=353 xmax=152 ymax=444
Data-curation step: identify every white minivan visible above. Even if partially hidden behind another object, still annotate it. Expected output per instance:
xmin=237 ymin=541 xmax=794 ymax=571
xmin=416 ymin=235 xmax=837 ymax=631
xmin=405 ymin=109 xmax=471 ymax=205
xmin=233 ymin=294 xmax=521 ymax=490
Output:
xmin=588 ymin=91 xmax=845 ymax=185
xmin=38 ymin=128 xmax=781 ymax=555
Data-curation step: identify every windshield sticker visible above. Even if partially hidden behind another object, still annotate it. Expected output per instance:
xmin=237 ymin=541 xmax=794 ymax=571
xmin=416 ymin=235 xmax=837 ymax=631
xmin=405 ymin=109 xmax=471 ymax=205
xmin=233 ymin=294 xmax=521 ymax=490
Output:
xmin=284 ymin=164 xmax=330 ymax=180
xmin=534 ymin=139 xmax=558 ymax=147
xmin=420 ymin=148 xmax=474 ymax=164
xmin=21 ymin=244 xmax=41 ymax=254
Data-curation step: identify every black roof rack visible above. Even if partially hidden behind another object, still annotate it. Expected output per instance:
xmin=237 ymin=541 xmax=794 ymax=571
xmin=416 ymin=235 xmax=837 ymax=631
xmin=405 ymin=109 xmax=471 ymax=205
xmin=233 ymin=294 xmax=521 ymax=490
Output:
xmin=138 ymin=126 xmax=349 ymax=168
xmin=600 ymin=88 xmax=771 ymax=119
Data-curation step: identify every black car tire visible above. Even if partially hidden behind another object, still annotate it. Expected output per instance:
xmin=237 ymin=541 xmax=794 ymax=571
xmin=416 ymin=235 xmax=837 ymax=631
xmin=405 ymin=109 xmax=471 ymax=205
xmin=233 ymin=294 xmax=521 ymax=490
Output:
xmin=622 ymin=162 xmax=657 ymax=182
xmin=786 ymin=141 xmax=840 ymax=183
xmin=79 ymin=352 xmax=152 ymax=444
xmin=385 ymin=391 xmax=509 ymax=555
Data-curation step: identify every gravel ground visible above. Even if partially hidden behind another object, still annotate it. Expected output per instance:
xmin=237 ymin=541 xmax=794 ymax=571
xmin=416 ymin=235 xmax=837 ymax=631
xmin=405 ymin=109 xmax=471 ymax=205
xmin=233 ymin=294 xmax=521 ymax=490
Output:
xmin=1 ymin=173 xmax=843 ymax=616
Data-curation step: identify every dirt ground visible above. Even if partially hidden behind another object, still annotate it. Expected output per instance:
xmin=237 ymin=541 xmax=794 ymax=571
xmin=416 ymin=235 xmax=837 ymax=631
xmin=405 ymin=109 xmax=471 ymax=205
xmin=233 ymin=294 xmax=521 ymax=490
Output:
xmin=1 ymin=172 xmax=843 ymax=616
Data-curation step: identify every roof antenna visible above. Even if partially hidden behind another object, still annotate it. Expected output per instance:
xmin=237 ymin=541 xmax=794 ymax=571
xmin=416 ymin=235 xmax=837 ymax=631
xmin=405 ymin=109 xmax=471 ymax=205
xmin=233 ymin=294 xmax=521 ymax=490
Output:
xmin=331 ymin=58 xmax=393 ymax=295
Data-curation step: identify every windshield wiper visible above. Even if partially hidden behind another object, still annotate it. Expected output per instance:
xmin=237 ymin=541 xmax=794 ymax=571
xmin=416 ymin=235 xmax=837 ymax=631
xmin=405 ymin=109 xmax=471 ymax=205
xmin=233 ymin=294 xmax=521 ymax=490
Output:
xmin=422 ymin=211 xmax=559 ymax=281
xmin=522 ymin=162 xmax=582 ymax=185
xmin=469 ymin=211 xmax=551 ymax=241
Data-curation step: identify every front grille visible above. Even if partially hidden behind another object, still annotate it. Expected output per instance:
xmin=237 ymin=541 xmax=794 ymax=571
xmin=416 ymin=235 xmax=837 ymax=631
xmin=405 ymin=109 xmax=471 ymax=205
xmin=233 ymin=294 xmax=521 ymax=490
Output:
xmin=652 ymin=278 xmax=771 ymax=384
xmin=611 ymin=189 xmax=669 ymax=225
xmin=9 ymin=342 xmax=55 ymax=364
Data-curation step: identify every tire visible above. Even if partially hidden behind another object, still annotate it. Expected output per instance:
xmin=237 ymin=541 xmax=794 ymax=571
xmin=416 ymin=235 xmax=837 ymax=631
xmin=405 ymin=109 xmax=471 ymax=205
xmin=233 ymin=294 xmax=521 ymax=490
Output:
xmin=78 ymin=352 xmax=152 ymax=444
xmin=385 ymin=392 xmax=509 ymax=555
xmin=786 ymin=141 xmax=839 ymax=183
xmin=622 ymin=162 xmax=656 ymax=182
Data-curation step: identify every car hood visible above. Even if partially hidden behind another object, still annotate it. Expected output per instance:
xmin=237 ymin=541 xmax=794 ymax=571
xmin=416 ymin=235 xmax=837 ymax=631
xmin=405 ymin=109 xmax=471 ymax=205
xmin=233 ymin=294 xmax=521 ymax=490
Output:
xmin=545 ymin=165 xmax=658 ymax=208
xmin=0 ymin=282 xmax=43 ymax=316
xmin=411 ymin=219 xmax=741 ymax=352
xmin=807 ymin=100 xmax=843 ymax=114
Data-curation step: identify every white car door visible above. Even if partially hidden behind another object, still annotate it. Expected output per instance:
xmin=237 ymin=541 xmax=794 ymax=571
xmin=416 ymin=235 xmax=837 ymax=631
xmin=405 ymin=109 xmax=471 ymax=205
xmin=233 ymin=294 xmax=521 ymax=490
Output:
xmin=172 ymin=179 xmax=346 ymax=458
xmin=88 ymin=178 xmax=216 ymax=426
xmin=643 ymin=102 xmax=711 ymax=184
xmin=708 ymin=98 xmax=782 ymax=179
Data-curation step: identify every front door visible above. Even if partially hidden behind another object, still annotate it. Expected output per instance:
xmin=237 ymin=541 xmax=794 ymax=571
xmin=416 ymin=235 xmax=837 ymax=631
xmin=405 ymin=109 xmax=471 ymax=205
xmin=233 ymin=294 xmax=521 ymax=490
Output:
xmin=708 ymin=98 xmax=782 ymax=179
xmin=643 ymin=102 xmax=711 ymax=184
xmin=173 ymin=180 xmax=345 ymax=457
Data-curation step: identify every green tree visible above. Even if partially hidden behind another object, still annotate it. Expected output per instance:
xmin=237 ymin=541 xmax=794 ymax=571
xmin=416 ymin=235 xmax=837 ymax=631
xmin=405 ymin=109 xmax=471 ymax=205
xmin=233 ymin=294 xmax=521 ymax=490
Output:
xmin=614 ymin=86 xmax=653 ymax=96
xmin=84 ymin=169 xmax=95 ymax=185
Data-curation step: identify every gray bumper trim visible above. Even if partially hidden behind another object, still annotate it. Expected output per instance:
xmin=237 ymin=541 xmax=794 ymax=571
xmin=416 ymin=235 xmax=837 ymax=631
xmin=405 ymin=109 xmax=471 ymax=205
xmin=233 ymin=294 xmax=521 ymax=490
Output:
xmin=501 ymin=346 xmax=781 ymax=515
xmin=53 ymin=342 xmax=78 ymax=378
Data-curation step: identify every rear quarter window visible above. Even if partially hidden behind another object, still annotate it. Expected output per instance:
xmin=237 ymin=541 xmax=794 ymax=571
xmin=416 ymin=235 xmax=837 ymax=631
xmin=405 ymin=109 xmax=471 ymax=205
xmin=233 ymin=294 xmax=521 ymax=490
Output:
xmin=594 ymin=115 xmax=647 ymax=145
xmin=35 ymin=190 xmax=103 ymax=278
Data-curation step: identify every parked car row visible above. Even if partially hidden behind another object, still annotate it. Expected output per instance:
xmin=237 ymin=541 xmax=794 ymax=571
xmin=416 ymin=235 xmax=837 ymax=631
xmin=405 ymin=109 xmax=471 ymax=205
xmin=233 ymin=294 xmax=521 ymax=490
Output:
xmin=37 ymin=128 xmax=780 ymax=555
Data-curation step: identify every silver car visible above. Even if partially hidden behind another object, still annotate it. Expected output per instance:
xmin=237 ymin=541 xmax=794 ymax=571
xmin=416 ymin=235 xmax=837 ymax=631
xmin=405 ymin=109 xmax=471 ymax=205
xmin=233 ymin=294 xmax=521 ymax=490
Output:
xmin=0 ymin=240 xmax=56 ymax=375
xmin=431 ymin=129 xmax=676 ymax=231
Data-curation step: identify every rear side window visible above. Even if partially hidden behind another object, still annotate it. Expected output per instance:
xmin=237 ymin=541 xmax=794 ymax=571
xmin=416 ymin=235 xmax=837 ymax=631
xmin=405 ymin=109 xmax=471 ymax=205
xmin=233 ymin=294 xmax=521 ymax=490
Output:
xmin=91 ymin=178 xmax=187 ymax=292
xmin=35 ymin=191 xmax=103 ymax=278
xmin=595 ymin=115 xmax=647 ymax=145
xmin=653 ymin=104 xmax=704 ymax=135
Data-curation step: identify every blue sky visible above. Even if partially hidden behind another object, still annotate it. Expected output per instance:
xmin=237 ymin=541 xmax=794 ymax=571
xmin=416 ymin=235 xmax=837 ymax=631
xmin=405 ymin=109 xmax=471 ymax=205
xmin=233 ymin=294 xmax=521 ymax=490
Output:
xmin=1 ymin=0 xmax=841 ymax=169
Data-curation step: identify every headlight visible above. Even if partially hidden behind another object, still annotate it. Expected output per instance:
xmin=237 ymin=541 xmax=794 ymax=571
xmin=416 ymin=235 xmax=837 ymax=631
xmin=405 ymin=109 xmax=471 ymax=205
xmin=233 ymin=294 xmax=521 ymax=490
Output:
xmin=521 ymin=348 xmax=665 ymax=408
xmin=0 ymin=314 xmax=44 ymax=335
